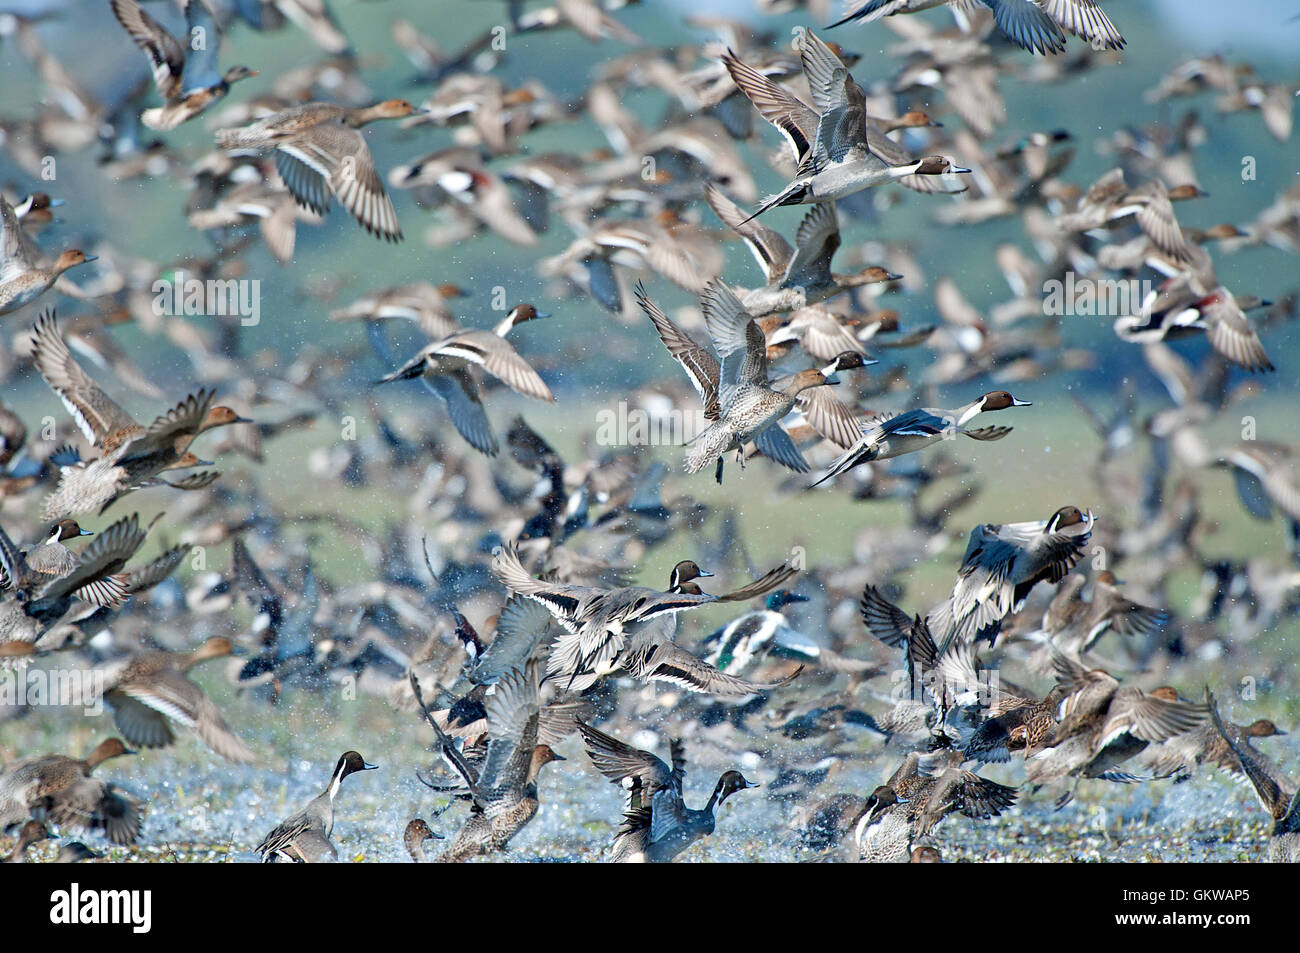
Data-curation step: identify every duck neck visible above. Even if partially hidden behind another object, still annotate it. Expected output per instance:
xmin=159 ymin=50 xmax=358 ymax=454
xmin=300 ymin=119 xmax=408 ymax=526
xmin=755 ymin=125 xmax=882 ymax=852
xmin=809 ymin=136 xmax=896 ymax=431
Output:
xmin=350 ymin=103 xmax=401 ymax=126
xmin=181 ymin=642 xmax=225 ymax=671
xmin=704 ymin=777 xmax=726 ymax=814
xmin=955 ymin=399 xmax=986 ymax=426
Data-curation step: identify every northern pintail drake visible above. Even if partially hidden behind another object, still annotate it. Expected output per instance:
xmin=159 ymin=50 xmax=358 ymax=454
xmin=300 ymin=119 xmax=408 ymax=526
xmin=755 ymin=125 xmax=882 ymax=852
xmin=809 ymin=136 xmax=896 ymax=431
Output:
xmin=0 ymin=196 xmax=95 ymax=315
xmin=110 ymin=0 xmax=258 ymax=130
xmin=704 ymin=590 xmax=876 ymax=675
xmin=403 ymin=818 xmax=442 ymax=862
xmin=409 ymin=662 xmax=565 ymax=863
xmin=0 ymin=513 xmax=147 ymax=645
xmin=94 ymin=636 xmax=258 ymax=763
xmin=376 ymin=305 xmax=554 ymax=457
xmin=216 ymin=99 xmax=419 ymax=241
xmin=255 ymin=751 xmax=377 ymax=862
xmin=1115 ymin=276 xmax=1275 ymax=374
xmin=9 ymin=192 xmax=62 ymax=231
xmin=724 ymin=31 xmax=968 ymax=220
xmin=0 ymin=519 xmax=93 ymax=592
xmin=0 ymin=738 xmax=141 ymax=846
xmin=1207 ymin=689 xmax=1299 ymax=863
xmin=703 ymin=590 xmax=810 ymax=674
xmin=812 ymin=390 xmax=1030 ymax=487
xmin=829 ymin=0 xmax=1125 ymax=56
xmin=931 ymin=506 xmax=1094 ymax=652
xmin=578 ymin=722 xmax=756 ymax=863
xmin=705 ymin=185 xmax=900 ymax=315
xmin=638 ymin=281 xmax=843 ymax=479
xmin=491 ymin=545 xmax=799 ymax=692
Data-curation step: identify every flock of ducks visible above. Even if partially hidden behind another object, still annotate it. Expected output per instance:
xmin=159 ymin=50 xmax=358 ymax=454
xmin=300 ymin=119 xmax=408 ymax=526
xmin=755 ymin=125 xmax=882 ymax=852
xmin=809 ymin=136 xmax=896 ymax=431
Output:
xmin=1 ymin=0 xmax=1298 ymax=864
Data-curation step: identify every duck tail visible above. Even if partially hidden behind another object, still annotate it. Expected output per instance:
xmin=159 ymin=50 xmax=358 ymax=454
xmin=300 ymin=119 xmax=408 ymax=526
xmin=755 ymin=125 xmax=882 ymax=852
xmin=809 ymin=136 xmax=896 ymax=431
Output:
xmin=826 ymin=0 xmax=890 ymax=29
xmin=215 ymin=127 xmax=262 ymax=150
xmin=738 ymin=182 xmax=810 ymax=225
xmin=685 ymin=424 xmax=730 ymax=474
xmin=140 ymin=107 xmax=171 ymax=131
xmin=809 ymin=442 xmax=871 ymax=488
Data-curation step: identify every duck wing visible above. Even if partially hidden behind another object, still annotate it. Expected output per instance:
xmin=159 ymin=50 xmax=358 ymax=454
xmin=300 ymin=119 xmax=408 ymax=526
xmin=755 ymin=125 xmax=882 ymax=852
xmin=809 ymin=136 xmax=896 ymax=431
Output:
xmin=783 ymin=202 xmax=839 ymax=289
xmin=714 ymin=562 xmax=799 ymax=603
xmin=110 ymin=0 xmax=186 ymax=99
xmin=751 ymin=425 xmax=810 ymax=473
xmin=1039 ymin=0 xmax=1125 ymax=49
xmin=983 ymin=0 xmax=1067 ymax=55
xmin=123 ymin=388 xmax=217 ymax=460
xmin=45 ymin=777 xmax=142 ymax=846
xmin=1 ymin=196 xmax=37 ymax=279
xmin=29 ymin=310 xmax=140 ymax=450
xmin=624 ymin=635 xmax=803 ymax=696
xmin=275 ymin=127 xmax=402 ymax=241
xmin=637 ymin=282 xmax=720 ymax=418
xmin=797 ymin=29 xmax=849 ymax=116
xmin=1207 ymin=689 xmax=1290 ymax=820
xmin=578 ymin=721 xmax=676 ymax=797
xmin=472 ymin=594 xmax=556 ymax=684
xmin=794 ymin=387 xmax=862 ymax=451
xmin=177 ymin=0 xmax=224 ymax=94
xmin=701 ymin=281 xmax=766 ymax=398
xmin=423 ymin=370 xmax=500 ymax=457
xmin=434 ymin=332 xmax=553 ymax=401
xmin=477 ymin=660 xmax=541 ymax=798
xmin=113 ymin=669 xmax=258 ymax=763
xmin=705 ymin=185 xmax=793 ymax=283
xmin=720 ymin=52 xmax=818 ymax=169
xmin=490 ymin=545 xmax=604 ymax=629
xmin=36 ymin=513 xmax=146 ymax=608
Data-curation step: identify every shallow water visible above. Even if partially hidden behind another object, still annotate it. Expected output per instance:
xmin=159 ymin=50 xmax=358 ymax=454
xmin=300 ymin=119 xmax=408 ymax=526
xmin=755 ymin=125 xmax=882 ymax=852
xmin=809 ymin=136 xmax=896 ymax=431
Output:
xmin=2 ymin=679 xmax=1287 ymax=863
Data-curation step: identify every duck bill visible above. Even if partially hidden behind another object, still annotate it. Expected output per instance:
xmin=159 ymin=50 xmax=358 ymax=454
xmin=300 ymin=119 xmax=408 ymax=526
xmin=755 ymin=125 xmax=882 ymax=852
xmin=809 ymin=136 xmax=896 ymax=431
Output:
xmin=362 ymin=761 xmax=379 ymax=771
xmin=78 ymin=528 xmax=94 ymax=536
xmin=1011 ymin=397 xmax=1032 ymax=406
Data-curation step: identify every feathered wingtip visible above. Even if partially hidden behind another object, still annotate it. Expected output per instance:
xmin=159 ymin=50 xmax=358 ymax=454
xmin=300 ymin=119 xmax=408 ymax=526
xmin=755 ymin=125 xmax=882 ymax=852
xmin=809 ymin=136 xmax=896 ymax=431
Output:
xmin=737 ymin=182 xmax=809 ymax=226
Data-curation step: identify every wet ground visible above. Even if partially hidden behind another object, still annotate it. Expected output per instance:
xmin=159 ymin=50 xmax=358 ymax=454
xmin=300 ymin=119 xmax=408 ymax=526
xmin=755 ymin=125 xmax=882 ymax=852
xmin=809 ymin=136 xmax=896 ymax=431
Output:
xmin=1 ymin=675 xmax=1286 ymax=863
